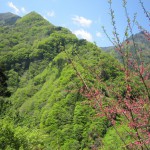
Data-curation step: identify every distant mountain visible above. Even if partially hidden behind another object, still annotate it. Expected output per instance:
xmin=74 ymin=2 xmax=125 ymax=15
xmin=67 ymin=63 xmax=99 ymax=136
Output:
xmin=0 ymin=12 xmax=21 ymax=26
xmin=128 ymin=31 xmax=150 ymax=45
xmin=101 ymin=31 xmax=150 ymax=64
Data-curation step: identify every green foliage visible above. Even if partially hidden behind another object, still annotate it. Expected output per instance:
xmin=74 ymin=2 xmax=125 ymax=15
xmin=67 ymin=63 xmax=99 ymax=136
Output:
xmin=102 ymin=125 xmax=133 ymax=150
xmin=7 ymin=69 xmax=19 ymax=93
xmin=0 ymin=11 xmax=132 ymax=149
xmin=0 ymin=118 xmax=48 ymax=150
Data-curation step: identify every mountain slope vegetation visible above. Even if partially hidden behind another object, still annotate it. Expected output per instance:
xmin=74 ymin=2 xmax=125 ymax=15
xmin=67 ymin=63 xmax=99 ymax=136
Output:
xmin=0 ymin=12 xmax=148 ymax=150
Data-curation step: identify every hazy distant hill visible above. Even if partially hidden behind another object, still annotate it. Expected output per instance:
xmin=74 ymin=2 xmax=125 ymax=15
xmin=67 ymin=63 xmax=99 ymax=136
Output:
xmin=0 ymin=12 xmax=21 ymax=26
xmin=101 ymin=31 xmax=150 ymax=64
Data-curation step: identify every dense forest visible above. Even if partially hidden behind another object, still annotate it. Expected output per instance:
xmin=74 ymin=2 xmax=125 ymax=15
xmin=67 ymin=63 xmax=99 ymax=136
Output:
xmin=0 ymin=11 xmax=149 ymax=150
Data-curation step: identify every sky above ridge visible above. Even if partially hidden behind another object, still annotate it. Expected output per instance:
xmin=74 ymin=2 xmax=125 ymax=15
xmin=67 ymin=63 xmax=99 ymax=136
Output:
xmin=0 ymin=0 xmax=150 ymax=47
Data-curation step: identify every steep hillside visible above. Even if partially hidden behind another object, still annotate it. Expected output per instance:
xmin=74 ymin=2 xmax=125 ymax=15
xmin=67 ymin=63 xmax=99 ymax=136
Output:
xmin=0 ymin=12 xmax=21 ymax=26
xmin=0 ymin=12 xmax=116 ymax=149
xmin=0 ymin=12 xmax=145 ymax=150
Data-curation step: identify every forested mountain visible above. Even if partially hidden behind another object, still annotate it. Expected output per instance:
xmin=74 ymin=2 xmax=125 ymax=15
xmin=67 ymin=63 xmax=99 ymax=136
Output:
xmin=0 ymin=12 xmax=21 ymax=26
xmin=0 ymin=12 xmax=149 ymax=150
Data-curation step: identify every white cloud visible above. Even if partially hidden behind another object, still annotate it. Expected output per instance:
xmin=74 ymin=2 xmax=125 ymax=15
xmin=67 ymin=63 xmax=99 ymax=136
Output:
xmin=8 ymin=2 xmax=20 ymax=14
xmin=47 ymin=11 xmax=55 ymax=17
xmin=73 ymin=29 xmax=93 ymax=42
xmin=96 ymin=32 xmax=102 ymax=37
xmin=21 ymin=7 xmax=27 ymax=14
xmin=8 ymin=2 xmax=27 ymax=15
xmin=72 ymin=16 xmax=92 ymax=27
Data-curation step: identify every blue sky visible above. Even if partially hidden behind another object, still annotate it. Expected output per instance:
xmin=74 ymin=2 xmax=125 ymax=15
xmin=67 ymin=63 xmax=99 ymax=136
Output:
xmin=0 ymin=0 xmax=149 ymax=47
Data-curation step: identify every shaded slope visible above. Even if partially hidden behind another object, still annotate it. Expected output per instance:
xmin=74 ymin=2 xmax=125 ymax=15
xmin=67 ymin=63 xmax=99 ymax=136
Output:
xmin=0 ymin=12 xmax=21 ymax=26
